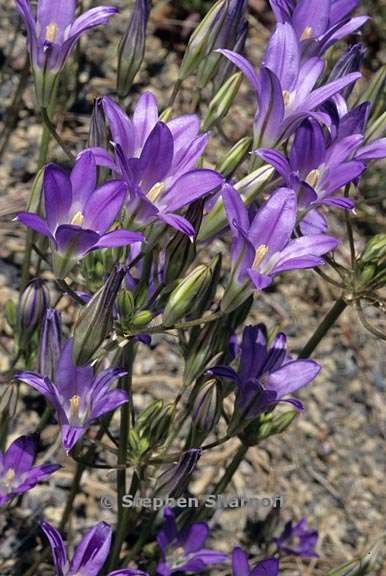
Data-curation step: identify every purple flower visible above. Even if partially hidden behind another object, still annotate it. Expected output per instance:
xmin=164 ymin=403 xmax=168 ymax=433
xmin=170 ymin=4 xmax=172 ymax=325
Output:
xmin=268 ymin=0 xmax=367 ymax=53
xmin=16 ymin=153 xmax=143 ymax=278
xmin=232 ymin=547 xmax=279 ymax=576
xmin=274 ymin=518 xmax=318 ymax=558
xmin=156 ymin=508 xmax=227 ymax=576
xmin=257 ymin=117 xmax=366 ymax=234
xmin=210 ymin=324 xmax=320 ymax=418
xmin=217 ymin=22 xmax=360 ymax=147
xmin=0 ymin=435 xmax=60 ymax=506
xmin=221 ymin=184 xmax=338 ymax=310
xmin=16 ymin=0 xmax=118 ymax=105
xmin=86 ymin=93 xmax=223 ymax=238
xmin=16 ymin=339 xmax=128 ymax=452
xmin=41 ymin=520 xmax=148 ymax=576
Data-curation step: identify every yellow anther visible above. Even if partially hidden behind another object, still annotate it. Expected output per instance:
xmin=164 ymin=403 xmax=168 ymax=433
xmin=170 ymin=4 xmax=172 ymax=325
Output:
xmin=147 ymin=182 xmax=165 ymax=203
xmin=70 ymin=211 xmax=84 ymax=226
xmin=70 ymin=395 xmax=81 ymax=419
xmin=300 ymin=26 xmax=313 ymax=41
xmin=4 ymin=468 xmax=16 ymax=486
xmin=282 ymin=90 xmax=291 ymax=107
xmin=45 ymin=22 xmax=58 ymax=43
xmin=253 ymin=245 xmax=269 ymax=268
xmin=306 ymin=169 xmax=320 ymax=188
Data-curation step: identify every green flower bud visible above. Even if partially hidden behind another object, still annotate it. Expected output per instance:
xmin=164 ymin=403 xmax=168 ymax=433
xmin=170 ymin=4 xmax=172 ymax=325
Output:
xmin=360 ymin=234 xmax=386 ymax=263
xmin=117 ymin=289 xmax=135 ymax=319
xmin=178 ymin=0 xmax=228 ymax=81
xmin=164 ymin=201 xmax=204 ymax=284
xmin=72 ymin=266 xmax=125 ymax=365
xmin=190 ymin=377 xmax=223 ymax=434
xmin=117 ymin=0 xmax=150 ymax=98
xmin=5 ymin=300 xmax=17 ymax=330
xmin=201 ymin=72 xmax=242 ymax=131
xmin=271 ymin=410 xmax=297 ymax=435
xmin=216 ymin=136 xmax=252 ymax=178
xmin=198 ymin=165 xmax=274 ymax=241
xmin=17 ymin=279 xmax=49 ymax=347
xmin=130 ymin=310 xmax=153 ymax=327
xmin=163 ymin=264 xmax=213 ymax=326
xmin=140 ymin=402 xmax=174 ymax=448
xmin=88 ymin=98 xmax=106 ymax=148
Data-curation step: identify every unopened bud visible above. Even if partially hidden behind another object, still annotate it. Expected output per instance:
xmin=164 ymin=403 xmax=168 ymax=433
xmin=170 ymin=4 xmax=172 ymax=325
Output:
xmin=164 ymin=201 xmax=204 ymax=284
xmin=38 ymin=308 xmax=62 ymax=380
xmin=117 ymin=0 xmax=150 ymax=98
xmin=163 ymin=264 xmax=213 ymax=326
xmin=140 ymin=402 xmax=174 ymax=447
xmin=88 ymin=98 xmax=106 ymax=148
xmin=72 ymin=266 xmax=125 ymax=365
xmin=216 ymin=136 xmax=252 ymax=177
xmin=130 ymin=310 xmax=153 ymax=327
xmin=117 ymin=289 xmax=135 ymax=320
xmin=190 ymin=377 xmax=223 ymax=434
xmin=154 ymin=448 xmax=201 ymax=497
xmin=201 ymin=72 xmax=242 ymax=131
xmin=360 ymin=234 xmax=386 ymax=263
xmin=271 ymin=410 xmax=297 ymax=435
xmin=17 ymin=279 xmax=49 ymax=346
xmin=198 ymin=165 xmax=274 ymax=242
xmin=178 ymin=0 xmax=228 ymax=81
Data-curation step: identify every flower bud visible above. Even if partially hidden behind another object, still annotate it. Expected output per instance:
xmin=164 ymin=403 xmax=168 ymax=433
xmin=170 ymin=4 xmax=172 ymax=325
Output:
xmin=178 ymin=0 xmax=228 ymax=81
xmin=164 ymin=201 xmax=204 ymax=284
xmin=198 ymin=165 xmax=274 ymax=242
xmin=201 ymin=72 xmax=242 ymax=131
xmin=72 ymin=266 xmax=125 ymax=365
xmin=139 ymin=401 xmax=174 ymax=448
xmin=197 ymin=0 xmax=248 ymax=88
xmin=117 ymin=0 xmax=150 ymax=98
xmin=328 ymin=44 xmax=365 ymax=98
xmin=354 ymin=64 xmax=386 ymax=116
xmin=130 ymin=310 xmax=153 ymax=327
xmin=163 ymin=264 xmax=213 ymax=326
xmin=190 ymin=377 xmax=223 ymax=434
xmin=183 ymin=322 xmax=223 ymax=386
xmin=38 ymin=309 xmax=62 ymax=380
xmin=154 ymin=449 xmax=201 ymax=498
xmin=360 ymin=234 xmax=386 ymax=263
xmin=88 ymin=97 xmax=106 ymax=148
xmin=17 ymin=279 xmax=49 ymax=347
xmin=117 ymin=288 xmax=136 ymax=320
xmin=216 ymin=136 xmax=252 ymax=178
xmin=271 ymin=410 xmax=297 ymax=435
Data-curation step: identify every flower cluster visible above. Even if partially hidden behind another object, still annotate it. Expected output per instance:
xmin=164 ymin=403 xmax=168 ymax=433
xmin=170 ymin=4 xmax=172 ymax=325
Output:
xmin=4 ymin=0 xmax=385 ymax=574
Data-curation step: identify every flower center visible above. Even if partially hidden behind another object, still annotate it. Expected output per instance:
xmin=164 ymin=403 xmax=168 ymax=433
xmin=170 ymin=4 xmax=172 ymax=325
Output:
xmin=4 ymin=468 xmax=16 ymax=488
xmin=300 ymin=26 xmax=313 ymax=41
xmin=168 ymin=546 xmax=186 ymax=568
xmin=305 ymin=169 xmax=320 ymax=188
xmin=147 ymin=182 xmax=165 ymax=203
xmin=282 ymin=90 xmax=291 ymax=107
xmin=45 ymin=22 xmax=58 ymax=43
xmin=70 ymin=394 xmax=81 ymax=421
xmin=70 ymin=211 xmax=85 ymax=226
xmin=253 ymin=245 xmax=269 ymax=269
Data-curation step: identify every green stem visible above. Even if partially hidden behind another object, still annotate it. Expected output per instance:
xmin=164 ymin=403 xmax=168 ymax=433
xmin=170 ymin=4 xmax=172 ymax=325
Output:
xmin=298 ymin=297 xmax=348 ymax=359
xmin=41 ymin=107 xmax=75 ymax=161
xmin=107 ymin=343 xmax=135 ymax=570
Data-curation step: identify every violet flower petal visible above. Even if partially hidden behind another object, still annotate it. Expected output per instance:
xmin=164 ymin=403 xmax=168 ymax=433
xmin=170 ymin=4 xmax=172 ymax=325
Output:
xmin=268 ymin=360 xmax=321 ymax=397
xmin=69 ymin=521 xmax=112 ymax=576
xmin=133 ymin=91 xmax=159 ymax=152
xmin=83 ymin=180 xmax=127 ymax=233
xmin=43 ymin=164 xmax=72 ymax=231
xmin=40 ymin=521 xmax=68 ymax=575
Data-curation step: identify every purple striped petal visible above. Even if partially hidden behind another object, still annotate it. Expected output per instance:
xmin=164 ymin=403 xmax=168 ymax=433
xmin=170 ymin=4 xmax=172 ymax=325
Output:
xmin=298 ymin=73 xmax=361 ymax=111
xmin=40 ymin=521 xmax=68 ymax=575
xmin=83 ymin=180 xmax=127 ymax=233
xmin=263 ymin=23 xmax=300 ymax=91
xmin=268 ymin=359 xmax=320 ymax=397
xmin=356 ymin=138 xmax=386 ymax=160
xmin=70 ymin=151 xmax=97 ymax=208
xmin=216 ymin=49 xmax=260 ymax=92
xmin=69 ymin=522 xmax=112 ymax=576
xmin=158 ymin=213 xmax=195 ymax=238
xmin=102 ymin=96 xmax=135 ymax=158
xmin=318 ymin=161 xmax=365 ymax=196
xmin=256 ymin=149 xmax=291 ymax=180
xmin=249 ymin=188 xmax=297 ymax=255
xmin=55 ymin=225 xmax=100 ymax=257
xmin=138 ymin=123 xmax=174 ymax=192
xmin=255 ymin=66 xmax=285 ymax=146
xmin=292 ymin=0 xmax=330 ymax=38
xmin=37 ymin=0 xmax=76 ymax=42
xmin=43 ymin=164 xmax=72 ymax=231
xmin=16 ymin=212 xmax=52 ymax=239
xmin=161 ymin=169 xmax=223 ymax=212
xmin=133 ymin=91 xmax=159 ymax=152
xmin=96 ymin=230 xmax=144 ymax=248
